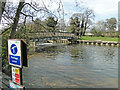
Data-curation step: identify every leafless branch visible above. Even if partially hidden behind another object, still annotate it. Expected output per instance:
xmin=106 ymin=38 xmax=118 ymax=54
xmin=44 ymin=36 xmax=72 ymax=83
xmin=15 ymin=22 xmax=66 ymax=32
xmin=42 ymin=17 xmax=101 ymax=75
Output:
xmin=21 ymin=12 xmax=47 ymax=30
xmin=23 ymin=2 xmax=58 ymax=21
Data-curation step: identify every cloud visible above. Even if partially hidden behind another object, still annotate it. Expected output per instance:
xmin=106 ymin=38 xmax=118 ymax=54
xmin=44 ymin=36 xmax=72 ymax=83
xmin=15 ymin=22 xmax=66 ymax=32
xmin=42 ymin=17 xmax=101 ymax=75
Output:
xmin=60 ymin=0 xmax=119 ymax=23
xmin=83 ymin=0 xmax=119 ymax=21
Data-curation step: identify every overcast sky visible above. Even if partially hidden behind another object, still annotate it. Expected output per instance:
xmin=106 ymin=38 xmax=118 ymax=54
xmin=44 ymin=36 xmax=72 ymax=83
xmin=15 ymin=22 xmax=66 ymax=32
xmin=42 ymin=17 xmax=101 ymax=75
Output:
xmin=83 ymin=0 xmax=119 ymax=21
xmin=63 ymin=0 xmax=119 ymax=23
xmin=32 ymin=0 xmax=119 ymax=22
xmin=6 ymin=0 xmax=120 ymax=21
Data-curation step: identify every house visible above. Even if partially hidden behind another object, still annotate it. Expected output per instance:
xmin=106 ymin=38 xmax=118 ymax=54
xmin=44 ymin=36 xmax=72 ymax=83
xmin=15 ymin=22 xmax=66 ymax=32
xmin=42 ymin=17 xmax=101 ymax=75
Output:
xmin=84 ymin=33 xmax=94 ymax=37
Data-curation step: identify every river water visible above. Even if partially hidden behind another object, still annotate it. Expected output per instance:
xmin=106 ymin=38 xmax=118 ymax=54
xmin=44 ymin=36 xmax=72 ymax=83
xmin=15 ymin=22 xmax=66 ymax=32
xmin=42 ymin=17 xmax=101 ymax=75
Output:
xmin=23 ymin=44 xmax=118 ymax=88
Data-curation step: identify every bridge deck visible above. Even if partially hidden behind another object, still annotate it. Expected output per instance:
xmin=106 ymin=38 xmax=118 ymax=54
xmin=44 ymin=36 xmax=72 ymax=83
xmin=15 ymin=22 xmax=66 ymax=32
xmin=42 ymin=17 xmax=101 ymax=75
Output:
xmin=28 ymin=32 xmax=75 ymax=38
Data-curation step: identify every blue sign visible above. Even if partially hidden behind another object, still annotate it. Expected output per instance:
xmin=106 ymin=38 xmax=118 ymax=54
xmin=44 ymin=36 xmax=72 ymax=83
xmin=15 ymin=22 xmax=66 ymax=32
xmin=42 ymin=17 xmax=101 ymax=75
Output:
xmin=11 ymin=44 xmax=18 ymax=54
xmin=9 ymin=55 xmax=20 ymax=65
xmin=8 ymin=41 xmax=21 ymax=67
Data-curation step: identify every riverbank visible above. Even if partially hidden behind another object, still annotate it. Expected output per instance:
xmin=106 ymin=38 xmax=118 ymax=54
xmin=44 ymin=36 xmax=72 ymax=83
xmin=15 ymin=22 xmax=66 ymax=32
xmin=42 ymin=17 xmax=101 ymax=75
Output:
xmin=76 ymin=36 xmax=119 ymax=47
xmin=77 ymin=40 xmax=119 ymax=47
xmin=80 ymin=36 xmax=119 ymax=42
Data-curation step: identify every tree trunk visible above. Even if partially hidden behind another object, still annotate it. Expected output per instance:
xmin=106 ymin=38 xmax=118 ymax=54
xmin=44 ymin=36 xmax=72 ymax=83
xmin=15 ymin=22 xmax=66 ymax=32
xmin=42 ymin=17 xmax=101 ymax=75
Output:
xmin=80 ymin=18 xmax=84 ymax=37
xmin=0 ymin=2 xmax=6 ymax=22
xmin=9 ymin=1 xmax=25 ymax=39
xmin=83 ymin=21 xmax=87 ymax=36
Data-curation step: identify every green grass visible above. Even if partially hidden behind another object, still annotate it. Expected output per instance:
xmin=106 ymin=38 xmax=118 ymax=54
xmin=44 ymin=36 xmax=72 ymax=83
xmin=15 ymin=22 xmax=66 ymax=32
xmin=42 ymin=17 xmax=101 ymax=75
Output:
xmin=80 ymin=36 xmax=119 ymax=42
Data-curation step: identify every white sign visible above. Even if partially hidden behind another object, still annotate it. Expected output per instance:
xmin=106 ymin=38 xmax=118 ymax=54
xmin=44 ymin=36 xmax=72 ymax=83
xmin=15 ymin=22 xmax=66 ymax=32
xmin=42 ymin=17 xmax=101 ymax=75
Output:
xmin=8 ymin=39 xmax=22 ymax=68
xmin=12 ymin=66 xmax=21 ymax=85
xmin=9 ymin=80 xmax=24 ymax=90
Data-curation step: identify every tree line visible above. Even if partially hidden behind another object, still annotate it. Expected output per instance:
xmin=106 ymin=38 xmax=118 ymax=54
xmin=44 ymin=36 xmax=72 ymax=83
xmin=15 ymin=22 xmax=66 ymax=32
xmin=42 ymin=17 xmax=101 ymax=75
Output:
xmin=90 ymin=17 xmax=118 ymax=37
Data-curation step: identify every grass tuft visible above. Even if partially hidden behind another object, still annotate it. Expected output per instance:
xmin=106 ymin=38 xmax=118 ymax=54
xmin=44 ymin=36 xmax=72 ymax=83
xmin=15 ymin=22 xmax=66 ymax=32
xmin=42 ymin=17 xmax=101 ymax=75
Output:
xmin=80 ymin=36 xmax=119 ymax=42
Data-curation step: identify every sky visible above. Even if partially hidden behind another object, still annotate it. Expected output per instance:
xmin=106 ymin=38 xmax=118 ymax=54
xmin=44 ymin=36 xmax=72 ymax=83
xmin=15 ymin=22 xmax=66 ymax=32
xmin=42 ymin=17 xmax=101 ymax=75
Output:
xmin=61 ymin=0 xmax=119 ymax=23
xmin=82 ymin=0 xmax=119 ymax=21
xmin=0 ymin=0 xmax=119 ymax=30
xmin=28 ymin=0 xmax=119 ymax=23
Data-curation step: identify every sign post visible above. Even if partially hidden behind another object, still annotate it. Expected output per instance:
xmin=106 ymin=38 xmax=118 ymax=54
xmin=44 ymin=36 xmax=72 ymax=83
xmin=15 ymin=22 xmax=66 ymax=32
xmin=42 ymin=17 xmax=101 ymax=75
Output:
xmin=8 ymin=39 xmax=27 ymax=90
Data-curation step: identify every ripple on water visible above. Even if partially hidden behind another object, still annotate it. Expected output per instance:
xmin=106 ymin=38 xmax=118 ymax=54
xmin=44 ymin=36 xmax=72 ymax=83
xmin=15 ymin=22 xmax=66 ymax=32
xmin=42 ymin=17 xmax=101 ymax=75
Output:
xmin=23 ymin=44 xmax=118 ymax=88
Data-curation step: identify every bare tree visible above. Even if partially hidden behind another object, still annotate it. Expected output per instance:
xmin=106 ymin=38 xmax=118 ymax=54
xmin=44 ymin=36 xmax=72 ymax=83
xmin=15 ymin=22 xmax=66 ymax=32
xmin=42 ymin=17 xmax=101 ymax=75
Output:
xmin=0 ymin=1 xmax=6 ymax=22
xmin=82 ymin=8 xmax=95 ymax=36
xmin=71 ymin=8 xmax=95 ymax=38
xmin=73 ymin=1 xmax=95 ymax=37
xmin=1 ymin=0 xmax=60 ymax=38
xmin=105 ymin=17 xmax=117 ymax=37
xmin=10 ymin=1 xmax=25 ymax=38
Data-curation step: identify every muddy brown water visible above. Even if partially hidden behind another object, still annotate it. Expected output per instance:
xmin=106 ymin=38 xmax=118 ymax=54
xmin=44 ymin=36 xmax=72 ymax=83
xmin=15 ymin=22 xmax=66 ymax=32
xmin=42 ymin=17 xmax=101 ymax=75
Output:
xmin=23 ymin=44 xmax=118 ymax=88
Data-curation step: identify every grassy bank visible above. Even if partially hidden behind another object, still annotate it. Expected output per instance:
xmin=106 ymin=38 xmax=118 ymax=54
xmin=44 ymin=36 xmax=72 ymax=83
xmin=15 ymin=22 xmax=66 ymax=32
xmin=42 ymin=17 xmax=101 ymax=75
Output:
xmin=80 ymin=36 xmax=119 ymax=42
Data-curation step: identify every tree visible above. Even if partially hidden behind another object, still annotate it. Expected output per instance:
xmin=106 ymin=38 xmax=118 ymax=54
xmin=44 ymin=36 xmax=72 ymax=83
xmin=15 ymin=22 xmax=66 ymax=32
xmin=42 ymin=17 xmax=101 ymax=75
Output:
xmin=68 ymin=17 xmax=80 ymax=37
xmin=105 ymin=17 xmax=117 ymax=37
xmin=0 ymin=1 xmax=6 ymax=22
xmin=69 ymin=8 xmax=95 ymax=38
xmin=10 ymin=1 xmax=25 ymax=39
xmin=46 ymin=16 xmax=57 ymax=32
xmin=31 ymin=18 xmax=44 ymax=32
xmin=92 ymin=20 xmax=106 ymax=36
xmin=90 ymin=25 xmax=102 ymax=37
xmin=82 ymin=8 xmax=95 ymax=36
xmin=1 ymin=0 xmax=59 ymax=38
xmin=74 ymin=1 xmax=95 ymax=37
xmin=90 ymin=18 xmax=118 ymax=37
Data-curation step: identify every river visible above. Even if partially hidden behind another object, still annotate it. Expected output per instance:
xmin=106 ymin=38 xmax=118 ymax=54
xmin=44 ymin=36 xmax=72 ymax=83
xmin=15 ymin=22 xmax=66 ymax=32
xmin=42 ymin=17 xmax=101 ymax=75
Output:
xmin=23 ymin=44 xmax=118 ymax=88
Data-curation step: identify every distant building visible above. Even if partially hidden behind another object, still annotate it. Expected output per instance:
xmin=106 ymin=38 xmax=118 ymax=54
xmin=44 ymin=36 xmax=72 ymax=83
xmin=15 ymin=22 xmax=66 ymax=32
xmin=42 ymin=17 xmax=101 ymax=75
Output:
xmin=84 ymin=33 xmax=94 ymax=36
xmin=59 ymin=30 xmax=67 ymax=32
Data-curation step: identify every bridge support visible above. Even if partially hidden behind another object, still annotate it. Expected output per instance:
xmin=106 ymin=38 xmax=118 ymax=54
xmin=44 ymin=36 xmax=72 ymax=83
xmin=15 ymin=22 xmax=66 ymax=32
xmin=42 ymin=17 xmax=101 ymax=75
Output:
xmin=29 ymin=42 xmax=36 ymax=47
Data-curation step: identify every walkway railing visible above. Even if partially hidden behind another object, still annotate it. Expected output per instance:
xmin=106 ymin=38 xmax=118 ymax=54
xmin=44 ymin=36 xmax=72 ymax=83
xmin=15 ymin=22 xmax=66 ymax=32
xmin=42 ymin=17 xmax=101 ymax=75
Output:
xmin=28 ymin=32 xmax=75 ymax=38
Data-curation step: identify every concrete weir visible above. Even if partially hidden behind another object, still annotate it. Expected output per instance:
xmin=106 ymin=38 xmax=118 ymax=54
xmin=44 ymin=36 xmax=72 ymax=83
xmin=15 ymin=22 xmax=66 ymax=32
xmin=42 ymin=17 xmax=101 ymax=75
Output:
xmin=77 ymin=40 xmax=120 ymax=47
xmin=29 ymin=39 xmax=120 ymax=48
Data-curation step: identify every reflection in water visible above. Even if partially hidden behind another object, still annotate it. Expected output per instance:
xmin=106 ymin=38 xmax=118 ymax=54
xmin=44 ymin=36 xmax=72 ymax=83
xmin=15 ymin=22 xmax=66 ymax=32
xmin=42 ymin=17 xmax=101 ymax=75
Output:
xmin=69 ymin=45 xmax=80 ymax=58
xmin=24 ymin=44 xmax=118 ymax=88
xmin=104 ymin=48 xmax=115 ymax=59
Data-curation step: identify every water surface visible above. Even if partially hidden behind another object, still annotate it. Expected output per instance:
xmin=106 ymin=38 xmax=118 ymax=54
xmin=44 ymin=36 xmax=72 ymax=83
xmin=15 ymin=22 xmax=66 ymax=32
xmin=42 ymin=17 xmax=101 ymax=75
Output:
xmin=23 ymin=44 xmax=118 ymax=88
